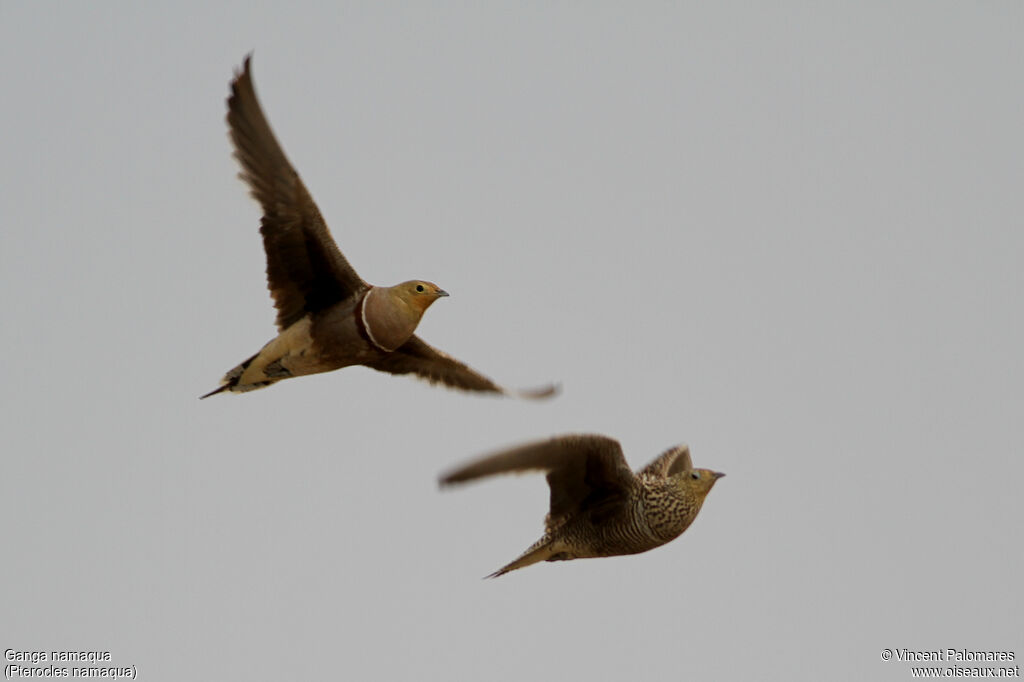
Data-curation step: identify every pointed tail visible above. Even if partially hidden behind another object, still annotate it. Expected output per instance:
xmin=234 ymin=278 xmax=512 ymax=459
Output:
xmin=486 ymin=538 xmax=555 ymax=579
xmin=199 ymin=352 xmax=257 ymax=399
xmin=199 ymin=384 xmax=231 ymax=400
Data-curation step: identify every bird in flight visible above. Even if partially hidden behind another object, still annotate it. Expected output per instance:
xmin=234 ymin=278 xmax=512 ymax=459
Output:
xmin=441 ymin=434 xmax=724 ymax=577
xmin=202 ymin=56 xmax=556 ymax=400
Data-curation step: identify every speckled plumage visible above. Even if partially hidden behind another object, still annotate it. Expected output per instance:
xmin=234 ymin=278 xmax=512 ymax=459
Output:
xmin=440 ymin=435 xmax=724 ymax=577
xmin=201 ymin=56 xmax=556 ymax=400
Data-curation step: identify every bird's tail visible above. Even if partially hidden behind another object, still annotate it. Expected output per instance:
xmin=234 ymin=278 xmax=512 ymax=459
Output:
xmin=199 ymin=352 xmax=257 ymax=399
xmin=486 ymin=537 xmax=556 ymax=579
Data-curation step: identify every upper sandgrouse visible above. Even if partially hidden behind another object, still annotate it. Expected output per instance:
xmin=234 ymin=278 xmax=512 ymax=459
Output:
xmin=202 ymin=56 xmax=556 ymax=400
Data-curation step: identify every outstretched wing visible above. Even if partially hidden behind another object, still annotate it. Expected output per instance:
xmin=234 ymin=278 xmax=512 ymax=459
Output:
xmin=440 ymin=434 xmax=638 ymax=529
xmin=227 ymin=55 xmax=368 ymax=330
xmin=367 ymin=336 xmax=557 ymax=398
xmin=638 ymin=444 xmax=692 ymax=479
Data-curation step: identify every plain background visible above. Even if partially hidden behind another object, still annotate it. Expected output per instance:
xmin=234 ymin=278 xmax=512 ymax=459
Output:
xmin=2 ymin=3 xmax=1021 ymax=680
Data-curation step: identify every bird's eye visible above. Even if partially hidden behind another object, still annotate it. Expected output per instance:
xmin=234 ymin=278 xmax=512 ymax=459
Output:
xmin=415 ymin=284 xmax=425 ymax=293
xmin=690 ymin=471 xmax=700 ymax=480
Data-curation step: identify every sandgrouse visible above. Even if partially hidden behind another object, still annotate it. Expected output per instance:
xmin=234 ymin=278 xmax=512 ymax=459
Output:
xmin=202 ymin=56 xmax=556 ymax=399
xmin=441 ymin=434 xmax=724 ymax=577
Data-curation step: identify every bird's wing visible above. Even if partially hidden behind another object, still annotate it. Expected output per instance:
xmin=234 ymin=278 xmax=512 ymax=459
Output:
xmin=227 ymin=55 xmax=368 ymax=331
xmin=440 ymin=434 xmax=638 ymax=528
xmin=638 ymin=445 xmax=692 ymax=479
xmin=366 ymin=335 xmax=557 ymax=398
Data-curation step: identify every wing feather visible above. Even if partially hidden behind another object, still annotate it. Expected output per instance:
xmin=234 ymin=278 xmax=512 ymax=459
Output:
xmin=227 ymin=56 xmax=367 ymax=330
xmin=441 ymin=434 xmax=638 ymax=529
xmin=638 ymin=445 xmax=692 ymax=479
xmin=367 ymin=336 xmax=556 ymax=398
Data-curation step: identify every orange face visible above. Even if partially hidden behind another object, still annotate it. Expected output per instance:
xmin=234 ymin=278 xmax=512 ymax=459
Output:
xmin=398 ymin=280 xmax=449 ymax=312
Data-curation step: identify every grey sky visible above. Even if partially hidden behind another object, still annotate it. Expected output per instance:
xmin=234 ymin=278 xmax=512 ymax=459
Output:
xmin=2 ymin=3 xmax=1021 ymax=680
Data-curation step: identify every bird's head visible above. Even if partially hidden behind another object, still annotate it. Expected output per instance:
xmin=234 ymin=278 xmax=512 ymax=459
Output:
xmin=393 ymin=280 xmax=449 ymax=314
xmin=672 ymin=468 xmax=725 ymax=502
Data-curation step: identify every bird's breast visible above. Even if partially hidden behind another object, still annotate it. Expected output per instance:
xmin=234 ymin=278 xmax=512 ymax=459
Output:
xmin=358 ymin=287 xmax=420 ymax=352
xmin=641 ymin=485 xmax=697 ymax=543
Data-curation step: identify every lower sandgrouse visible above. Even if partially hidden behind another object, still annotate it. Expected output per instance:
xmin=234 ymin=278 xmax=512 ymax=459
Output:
xmin=441 ymin=434 xmax=724 ymax=577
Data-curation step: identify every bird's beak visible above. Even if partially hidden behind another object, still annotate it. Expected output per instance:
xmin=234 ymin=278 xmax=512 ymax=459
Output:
xmin=712 ymin=471 xmax=726 ymax=479
xmin=436 ymin=289 xmax=449 ymax=297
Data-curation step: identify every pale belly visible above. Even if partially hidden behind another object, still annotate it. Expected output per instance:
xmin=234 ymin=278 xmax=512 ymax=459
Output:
xmin=237 ymin=305 xmax=384 ymax=384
